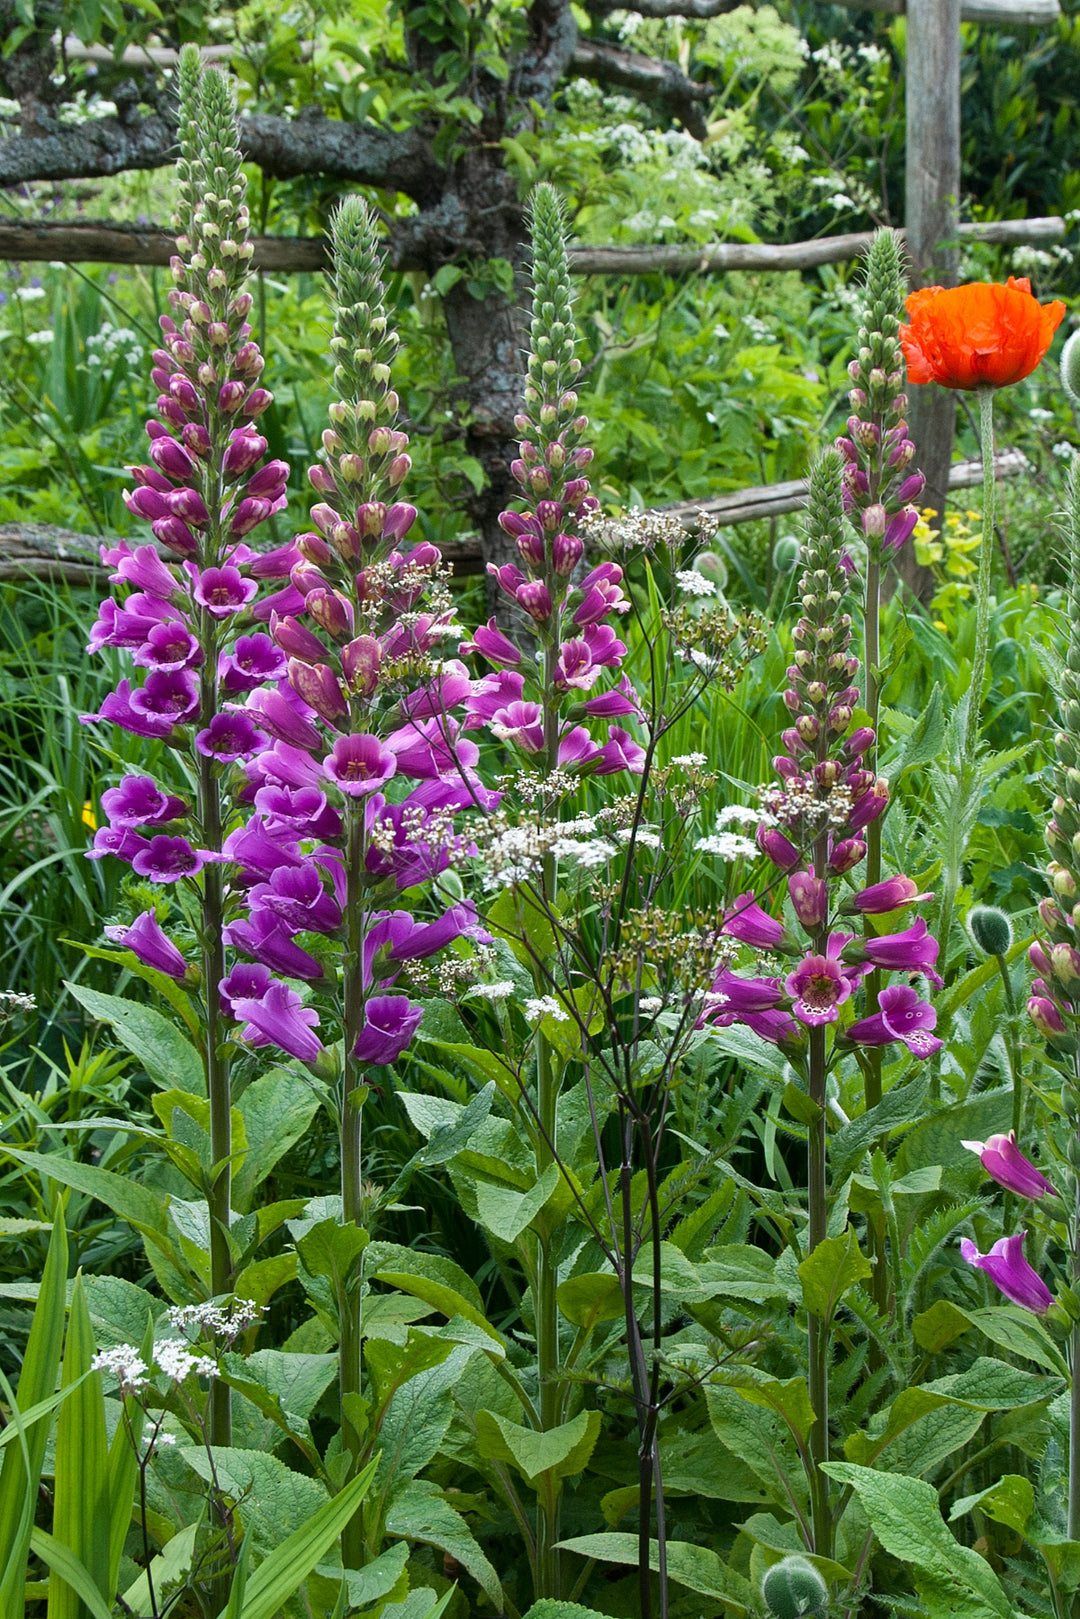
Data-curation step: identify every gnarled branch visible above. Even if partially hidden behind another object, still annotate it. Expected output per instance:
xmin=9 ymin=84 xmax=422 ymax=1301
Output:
xmin=569 ymin=39 xmax=713 ymax=137
xmin=0 ymin=109 xmax=441 ymax=205
xmin=584 ymin=0 xmax=1057 ymax=21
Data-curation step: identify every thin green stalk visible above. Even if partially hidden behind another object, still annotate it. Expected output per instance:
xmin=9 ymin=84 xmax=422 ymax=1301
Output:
xmin=968 ymin=386 xmax=997 ymax=760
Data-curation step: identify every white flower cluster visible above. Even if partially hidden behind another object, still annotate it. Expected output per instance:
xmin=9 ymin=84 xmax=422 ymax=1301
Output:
xmin=716 ymin=805 xmax=761 ymax=827
xmin=57 ymin=91 xmax=118 ymax=126
xmin=638 ymin=996 xmax=664 ymax=1013
xmin=467 ymin=980 xmax=515 ymax=1001
xmin=676 ymin=569 xmax=716 ymax=598
xmin=86 ymin=325 xmax=145 ymax=371
xmin=524 ymin=996 xmax=569 ymax=1023
xmin=551 ymin=835 xmax=618 ymax=869
xmin=94 ymin=1338 xmax=217 ymax=1390
xmin=0 ymin=991 xmax=36 ymax=1018
xmin=91 ymin=1345 xmax=149 ymax=1395
xmin=155 ymin=1340 xmax=218 ymax=1383
xmin=695 ymin=832 xmax=758 ymax=860
xmin=670 ymin=753 xmax=708 ymax=770
xmin=167 ymin=1299 xmax=265 ymax=1340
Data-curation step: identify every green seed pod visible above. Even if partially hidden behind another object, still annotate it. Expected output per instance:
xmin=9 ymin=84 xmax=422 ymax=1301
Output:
xmin=761 ymin=1556 xmax=829 ymax=1619
xmin=968 ymin=904 xmax=1013 ymax=958
xmin=774 ymin=534 xmax=800 ymax=573
xmin=1063 ymin=328 xmax=1080 ymax=411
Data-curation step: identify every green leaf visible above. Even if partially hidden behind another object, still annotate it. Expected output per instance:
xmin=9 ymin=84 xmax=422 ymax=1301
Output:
xmin=367 ymin=1243 xmax=503 ymax=1346
xmin=64 ymin=982 xmax=204 ymax=1093
xmin=49 ymin=1275 xmax=110 ymax=1618
xmin=296 ymin=1220 xmax=367 ymax=1297
xmin=28 ymin=1530 xmax=113 ymax=1619
xmin=894 ymin=1088 xmax=1012 ymax=1175
xmin=950 ymin=1474 xmax=1033 ymax=1536
xmin=185 ymin=1448 xmax=328 ymax=1555
xmin=555 ymin=1533 xmax=751 ymax=1612
xmin=521 ymin=1606 xmax=612 ymax=1619
xmin=697 ymin=1245 xmax=788 ymax=1302
xmin=120 ymin=1523 xmax=198 ymax=1617
xmin=720 ymin=1371 xmax=816 ymax=1444
xmin=474 ymin=1163 xmax=561 ymax=1245
xmin=556 ymin=1272 xmax=624 ymax=1329
xmin=822 ymin=1463 xmax=1013 ymax=1619
xmin=214 ymin=1463 xmax=375 ymax=1619
xmin=234 ymin=1068 xmax=320 ymax=1212
xmin=315 ymin=1542 xmax=409 ymax=1607
xmin=798 ymin=1227 xmax=871 ymax=1321
xmin=486 ymin=887 xmax=556 ymax=969
xmin=0 ymin=1207 xmax=67 ymax=1607
xmin=384 ymin=1478 xmax=503 ymax=1609
xmin=705 ymin=1383 xmax=803 ymax=1512
xmin=912 ymin=1298 xmax=972 ymax=1354
xmin=476 ymin=1407 xmax=601 ymax=1488
xmin=2 ymin=1150 xmax=168 ymax=1243
xmin=895 ymin=683 xmax=945 ymax=774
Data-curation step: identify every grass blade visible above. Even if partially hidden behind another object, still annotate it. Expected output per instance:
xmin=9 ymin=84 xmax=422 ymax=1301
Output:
xmin=48 ymin=1273 xmax=109 ymax=1619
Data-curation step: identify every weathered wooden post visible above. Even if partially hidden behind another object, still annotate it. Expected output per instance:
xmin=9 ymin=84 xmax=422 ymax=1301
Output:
xmin=903 ymin=0 xmax=962 ymax=599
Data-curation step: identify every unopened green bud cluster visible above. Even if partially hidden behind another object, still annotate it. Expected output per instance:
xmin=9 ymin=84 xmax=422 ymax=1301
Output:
xmin=1044 ymin=457 xmax=1080 ymax=900
xmin=515 ymin=183 xmax=592 ymax=483
xmin=173 ymin=48 xmax=254 ymax=301
xmin=786 ymin=448 xmax=861 ymax=745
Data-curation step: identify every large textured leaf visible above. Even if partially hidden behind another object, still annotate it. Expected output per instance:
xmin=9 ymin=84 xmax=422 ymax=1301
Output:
xmin=798 ymin=1227 xmax=871 ymax=1322
xmin=183 ymin=1448 xmax=328 ymax=1555
xmin=234 ymin=1067 xmax=320 ymax=1211
xmin=823 ymin=1463 xmax=1013 ymax=1619
xmin=555 ymin=1533 xmax=751 ymax=1613
xmin=475 ymin=1408 xmax=601 ymax=1488
xmin=64 ymin=982 xmax=204 ymax=1093
xmin=384 ymin=1478 xmax=503 ymax=1608
xmin=2 ymin=1151 xmax=168 ymax=1243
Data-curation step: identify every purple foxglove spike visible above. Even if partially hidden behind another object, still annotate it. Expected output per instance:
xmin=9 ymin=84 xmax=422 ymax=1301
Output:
xmin=555 ymin=639 xmax=599 ymax=692
xmin=960 ymin=1231 xmax=1053 ymax=1315
xmin=862 ymin=504 xmax=888 ymax=539
xmin=219 ymin=380 xmax=247 ymax=413
xmin=352 ymin=995 xmax=423 ymax=1066
xmin=788 ymin=871 xmax=829 ymax=928
xmin=708 ymin=970 xmax=784 ymax=1013
xmin=884 ymin=507 xmax=919 ymax=552
xmin=460 ymin=617 xmax=522 ymax=668
xmin=310 ymin=503 xmax=344 ymax=538
xmin=131 ymin=835 xmax=208 ymax=883
xmin=247 ymin=686 xmax=323 ymax=751
xmin=851 ymin=875 xmax=931 ymax=913
xmin=848 ymin=779 xmax=889 ymax=831
xmin=222 ymin=815 xmax=304 ymax=880
xmin=219 ymin=633 xmax=286 ymax=692
xmin=581 ymin=624 xmax=626 ymax=666
xmin=254 ymin=784 xmax=342 ymax=841
xmin=1039 ymin=897 xmax=1069 ymax=930
xmin=105 ymin=911 xmax=187 ymax=979
xmin=108 ymin=544 xmax=179 ymax=599
xmin=270 ymin=619 xmax=325 ymax=681
xmin=563 ymin=477 xmax=590 ymax=503
xmin=594 ymin=726 xmax=646 ymax=776
xmin=888 ymin=438 xmax=915 ymax=470
xmin=894 ymin=472 xmax=925 ymax=504
xmin=582 ymin=678 xmax=641 ymax=719
xmin=149 ymin=436 xmax=196 ymax=481
xmin=288 ymin=659 xmax=348 ymax=724
xmin=497 ymin=510 xmax=533 ymax=538
xmin=385 ymin=716 xmax=480 ymax=781
xmin=845 ymin=727 xmax=875 ymax=757
xmin=489 ymin=700 xmax=546 ymax=753
xmin=557 ymin=726 xmax=603 ymax=772
xmin=218 ymin=962 xmax=275 ymax=1013
xmin=192 ymin=566 xmax=259 ymax=618
xmin=248 ymin=543 xmax=301 ymax=581
xmin=465 ymin=670 xmax=526 ymax=728
xmin=167 ymin=488 xmax=211 ymax=527
xmin=402 ymin=670 xmax=473 ymax=721
xmin=579 ymin=562 xmax=623 ymax=591
xmin=516 ymin=529 xmax=546 ymax=568
xmin=722 ymin=894 xmax=785 ymax=949
xmin=383 ymin=502 xmax=418 ymax=542
xmin=232 ymin=979 xmax=323 ymax=1064
xmin=85 ymin=680 xmax=174 ymax=739
xmin=536 ymin=500 xmax=564 ymax=533
xmin=223 ymin=431 xmax=269 ymax=477
xmin=341 ymin=635 xmax=382 ymax=696
xmin=124 ymin=486 xmax=171 ymax=522
xmin=846 ymin=983 xmax=942 ymax=1057
xmin=1028 ymin=990 xmax=1068 ymax=1038
xmin=158 ymin=401 xmax=189 ymax=432
xmin=132 ymin=618 xmax=202 ymax=670
xmin=862 ymin=916 xmax=941 ymax=985
xmin=517 ymin=581 xmax=552 ymax=621
xmin=129 ymin=668 xmax=200 ymax=726
xmin=552 ymin=532 xmax=584 ymax=576
xmin=245 ymin=457 xmax=291 ymax=496
xmin=324 ymin=733 xmax=398 ymax=796
xmin=573 ymin=583 xmax=625 ymax=626
xmin=1029 ymin=939 xmax=1053 ymax=977
xmin=151 ymin=517 xmax=200 ymax=557
xmin=86 ymin=825 xmax=143 ymax=862
xmin=387 ymin=453 xmax=411 ymax=485
xmin=962 ymin=1131 xmax=1054 ymax=1199
xmin=196 ymin=711 xmax=267 ymax=762
xmin=228 ymin=496 xmax=272 ymax=537
xmin=243 ymin=387 xmax=273 ymax=418
xmin=487 ymin=563 xmax=528 ymax=599
xmin=250 ymin=864 xmax=342 ymax=935
xmin=740 ymin=1008 xmax=800 ymax=1044
xmin=387 ymin=902 xmax=486 ymax=963
xmin=785 ymin=946 xmax=854 ymax=1026
xmin=182 ymin=422 xmax=212 ymax=459
xmin=306 ymin=587 xmax=354 ymax=640
xmin=102 ymin=776 xmax=186 ymax=828
xmin=836 ymin=436 xmax=859 ymax=462
xmin=225 ymin=914 xmax=324 ymax=980
xmin=758 ymin=825 xmax=801 ymax=870
xmin=774 ymin=753 xmax=801 ymax=780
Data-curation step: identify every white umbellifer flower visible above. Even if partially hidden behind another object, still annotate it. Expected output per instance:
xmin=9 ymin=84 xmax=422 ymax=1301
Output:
xmin=631 ymin=830 xmax=661 ymax=850
xmin=695 ymin=832 xmax=759 ymax=860
xmin=671 ymin=752 xmax=707 ymax=769
xmin=14 ymin=287 xmax=45 ymax=302
xmin=0 ymin=991 xmax=35 ymax=1015
xmin=638 ymin=996 xmax=663 ymax=1012
xmin=524 ymin=996 xmax=569 ymax=1023
xmin=91 ymin=1346 xmax=149 ymax=1395
xmin=551 ymin=836 xmax=618 ymax=868
xmin=1053 ymin=442 xmax=1076 ymax=460
xmin=167 ymin=1299 xmax=265 ymax=1339
xmin=676 ymin=569 xmax=715 ymax=598
xmin=716 ymin=805 xmax=759 ymax=827
xmin=703 ymin=990 xmax=730 ymax=1007
xmin=468 ymin=980 xmax=515 ymax=1001
xmin=25 ymin=330 xmax=54 ymax=346
xmin=154 ymin=1340 xmax=218 ymax=1382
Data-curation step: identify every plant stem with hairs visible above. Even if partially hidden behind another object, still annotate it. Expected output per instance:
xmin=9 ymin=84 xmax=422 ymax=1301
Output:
xmin=968 ymin=385 xmax=997 ymax=760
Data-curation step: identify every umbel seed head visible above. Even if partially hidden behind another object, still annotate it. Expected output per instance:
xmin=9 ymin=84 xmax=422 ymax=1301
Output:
xmin=968 ymin=904 xmax=1013 ymax=958
xmin=761 ymin=1556 xmax=829 ymax=1619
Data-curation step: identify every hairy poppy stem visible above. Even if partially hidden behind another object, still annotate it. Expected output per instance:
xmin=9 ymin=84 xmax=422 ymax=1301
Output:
xmin=968 ymin=385 xmax=996 ymax=758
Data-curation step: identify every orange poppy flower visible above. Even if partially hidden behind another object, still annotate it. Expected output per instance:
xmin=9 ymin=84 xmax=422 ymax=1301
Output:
xmin=899 ymin=276 xmax=1065 ymax=390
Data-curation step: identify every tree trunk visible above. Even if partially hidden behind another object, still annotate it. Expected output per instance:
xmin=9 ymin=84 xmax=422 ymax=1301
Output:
xmin=902 ymin=0 xmax=961 ymax=604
